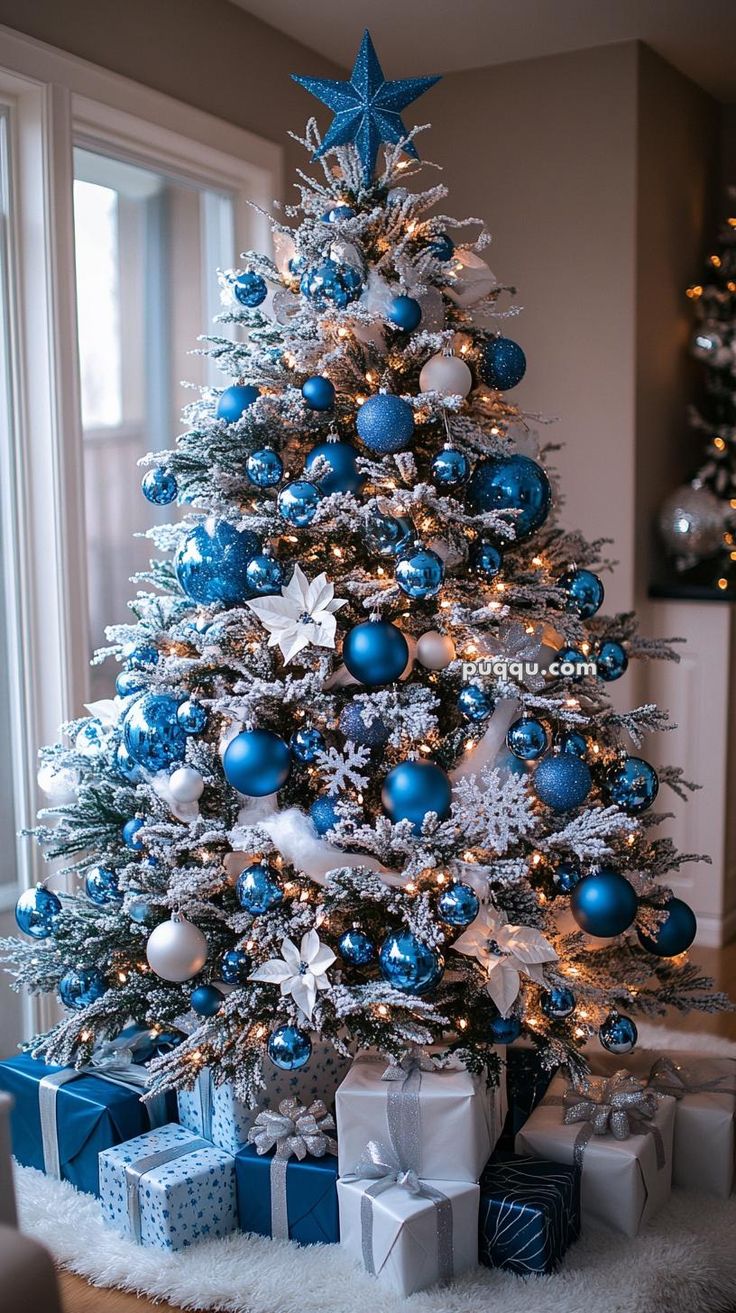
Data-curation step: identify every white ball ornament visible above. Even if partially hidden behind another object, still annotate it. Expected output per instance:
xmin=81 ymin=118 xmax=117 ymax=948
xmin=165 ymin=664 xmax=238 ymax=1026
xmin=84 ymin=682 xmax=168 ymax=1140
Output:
xmin=169 ymin=766 xmax=204 ymax=804
xmin=416 ymin=630 xmax=456 ymax=670
xmin=37 ymin=763 xmax=78 ymax=804
xmin=444 ymin=249 xmax=497 ymax=308
xmin=419 ymin=352 xmax=473 ymax=399
xmin=146 ymin=912 xmax=208 ymax=982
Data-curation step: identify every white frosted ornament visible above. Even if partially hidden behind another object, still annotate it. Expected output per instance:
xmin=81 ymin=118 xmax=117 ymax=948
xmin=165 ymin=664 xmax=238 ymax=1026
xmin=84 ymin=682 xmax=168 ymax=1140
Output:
xmin=37 ymin=763 xmax=78 ymax=804
xmin=146 ymin=912 xmax=208 ymax=982
xmin=444 ymin=249 xmax=497 ymax=308
xmin=169 ymin=766 xmax=204 ymax=804
xmin=419 ymin=352 xmax=473 ymax=398
xmin=416 ymin=630 xmax=456 ymax=670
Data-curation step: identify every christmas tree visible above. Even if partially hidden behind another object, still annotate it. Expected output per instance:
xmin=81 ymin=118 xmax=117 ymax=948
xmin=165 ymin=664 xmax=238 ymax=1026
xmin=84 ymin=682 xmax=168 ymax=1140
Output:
xmin=3 ymin=31 xmax=730 ymax=1108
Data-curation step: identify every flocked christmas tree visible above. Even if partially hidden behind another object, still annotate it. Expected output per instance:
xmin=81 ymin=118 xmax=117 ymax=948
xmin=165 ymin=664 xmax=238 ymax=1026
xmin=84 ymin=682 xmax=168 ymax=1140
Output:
xmin=3 ymin=32 xmax=730 ymax=1105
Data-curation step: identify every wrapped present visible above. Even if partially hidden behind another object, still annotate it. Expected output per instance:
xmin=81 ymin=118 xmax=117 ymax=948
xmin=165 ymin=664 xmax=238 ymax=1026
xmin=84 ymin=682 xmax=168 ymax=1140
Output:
xmin=99 ymin=1121 xmax=237 ymax=1250
xmin=336 ymin=1050 xmax=503 ymax=1183
xmin=0 ymin=1048 xmax=173 ymax=1196
xmin=236 ymin=1097 xmax=339 ymax=1244
xmin=498 ymin=1045 xmax=558 ymax=1149
xmin=515 ymin=1071 xmax=675 ymax=1237
xmin=478 ymin=1152 xmax=580 ymax=1275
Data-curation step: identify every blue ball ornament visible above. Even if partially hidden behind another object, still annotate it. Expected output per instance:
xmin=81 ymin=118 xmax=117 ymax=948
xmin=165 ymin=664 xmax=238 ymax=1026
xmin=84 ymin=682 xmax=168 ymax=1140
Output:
xmin=495 ymin=747 xmax=529 ymax=779
xmin=541 ymin=987 xmax=576 ymax=1020
xmin=300 ymin=259 xmax=363 ymax=309
xmin=507 ymin=717 xmax=549 ymax=761
xmin=58 ymin=968 xmax=106 ymax=1010
xmin=431 ymin=447 xmax=470 ymax=488
xmin=339 ymin=703 xmax=389 ymax=747
xmin=278 ymin=480 xmax=320 ymax=527
xmin=552 ymin=862 xmax=582 ymax=894
xmin=310 ymin=795 xmax=344 ymax=835
xmin=481 ymin=336 xmax=527 ymax=390
xmin=469 ymin=538 xmax=503 ymax=578
xmin=320 ymin=205 xmax=356 ymax=223
xmin=236 ymin=862 xmax=283 ymax=915
xmin=122 ymin=818 xmax=145 ymax=850
xmin=437 ymin=882 xmax=480 ymax=927
xmin=381 ymin=760 xmax=452 ymax=833
xmin=175 ymin=521 xmax=260 ymax=606
xmin=85 ymin=866 xmax=121 ymax=905
xmin=427 ymin=233 xmax=455 ymax=262
xmin=123 ymin=693 xmax=187 ymax=772
xmin=141 ymin=467 xmax=177 ymax=505
xmin=246 ymin=554 xmax=285 ymax=595
xmin=379 ymin=932 xmax=443 ymax=994
xmin=458 ymin=684 xmax=493 ymax=722
xmin=128 ymin=894 xmax=153 ymax=924
xmin=534 ymin=754 xmax=592 ymax=812
xmin=15 ymin=885 xmax=61 ymax=938
xmin=605 ymin=757 xmax=659 ymax=814
xmin=216 ymin=384 xmax=260 ymax=423
xmin=597 ymin=641 xmax=628 ymax=682
xmin=246 ymin=448 xmax=283 ymax=488
xmin=124 ymin=642 xmax=159 ymax=669
xmin=467 ymin=455 xmax=551 ymax=541
xmin=558 ymin=568 xmax=604 ymax=619
xmin=599 ymin=1013 xmax=638 ymax=1055
xmin=190 ymin=984 xmax=224 ymax=1017
xmin=268 ymin=1025 xmax=312 ymax=1070
xmin=338 ymin=929 xmax=375 ymax=965
xmin=343 ymin=620 xmax=409 ymax=685
xmin=301 ymin=375 xmax=335 ymax=411
xmin=305 ymin=441 xmax=364 ymax=495
xmin=490 ymin=1015 xmax=522 ymax=1044
xmin=366 ymin=513 xmax=414 ymax=557
xmin=177 ymin=700 xmax=208 ymax=734
xmin=571 ymin=869 xmax=638 ymax=937
xmin=387 ymin=295 xmax=422 ymax=331
xmin=356 ymin=394 xmax=415 ymax=455
xmin=115 ymin=671 xmax=147 ymax=699
xmin=219 ymin=948 xmax=251 ymax=984
xmin=396 ymin=546 xmax=444 ymax=600
xmin=115 ymin=742 xmax=143 ymax=782
xmin=290 ymin=726 xmax=325 ymax=763
xmin=223 ymin=729 xmax=292 ymax=797
xmin=560 ymin=731 xmax=587 ymax=758
xmin=637 ymin=898 xmax=697 ymax=957
xmin=233 ymin=271 xmax=268 ymax=307
xmin=555 ymin=648 xmax=589 ymax=682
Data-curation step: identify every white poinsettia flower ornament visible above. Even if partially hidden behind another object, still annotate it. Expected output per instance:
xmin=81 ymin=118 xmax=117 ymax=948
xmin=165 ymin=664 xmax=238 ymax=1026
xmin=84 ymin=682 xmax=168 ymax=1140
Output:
xmin=249 ymin=929 xmax=336 ymax=1021
xmin=452 ymin=904 xmax=558 ymax=1018
xmin=246 ymin=564 xmax=347 ymax=664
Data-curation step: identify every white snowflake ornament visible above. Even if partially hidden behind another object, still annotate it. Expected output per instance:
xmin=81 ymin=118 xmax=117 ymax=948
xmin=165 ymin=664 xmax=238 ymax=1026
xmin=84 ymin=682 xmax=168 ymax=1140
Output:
xmin=246 ymin=565 xmax=347 ymax=664
xmin=453 ymin=905 xmax=558 ymax=1017
xmin=249 ymin=929 xmax=336 ymax=1021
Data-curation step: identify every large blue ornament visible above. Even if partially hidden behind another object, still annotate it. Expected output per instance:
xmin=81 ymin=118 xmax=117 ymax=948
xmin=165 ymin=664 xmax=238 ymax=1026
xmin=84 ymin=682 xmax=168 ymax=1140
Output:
xmin=381 ymin=759 xmax=452 ymax=832
xmin=290 ymin=726 xmax=325 ymax=763
xmin=396 ymin=546 xmax=444 ymax=599
xmin=246 ymin=448 xmax=283 ymax=488
xmin=301 ymin=375 xmax=335 ymax=411
xmin=293 ymin=29 xmax=440 ymax=184
xmin=560 ymin=731 xmax=587 ymax=758
xmin=300 ymin=259 xmax=363 ymax=310
xmin=278 ymin=481 xmax=320 ymax=527
xmin=558 ymin=568 xmax=605 ymax=619
xmin=224 ymin=729 xmax=292 ymax=797
xmin=356 ymin=394 xmax=415 ymax=454
xmin=428 ymin=233 xmax=454 ymax=262
xmin=599 ymin=1013 xmax=638 ymax=1055
xmin=305 ymin=441 xmax=364 ymax=495
xmin=534 ymin=754 xmax=592 ymax=812
xmin=605 ymin=757 xmax=659 ymax=814
xmin=122 ymin=818 xmax=145 ymax=850
xmin=177 ymin=700 xmax=208 ymax=734
xmin=366 ymin=512 xmax=414 ymax=557
xmin=387 ymin=295 xmax=422 ymax=331
xmin=233 ymin=271 xmax=268 ymax=307
xmin=246 ymin=555 xmax=285 ymax=595
xmin=552 ymin=862 xmax=582 ymax=895
xmin=123 ymin=693 xmax=187 ymax=772
xmin=58 ymin=968 xmax=106 ymax=1010
xmin=570 ymin=870 xmax=638 ymax=937
xmin=15 ymin=885 xmax=61 ymax=938
xmin=310 ymin=795 xmax=344 ymax=835
xmin=489 ymin=1015 xmax=522 ymax=1044
xmin=343 ymin=619 xmax=409 ymax=685
xmin=190 ymin=984 xmax=224 ymax=1017
xmin=458 ymin=684 xmax=493 ymax=722
xmin=339 ymin=703 xmax=389 ymax=747
xmin=85 ymin=866 xmax=121 ymax=906
xmin=469 ymin=538 xmax=503 ymax=578
xmin=141 ymin=467 xmax=177 ymax=505
xmin=431 ymin=447 xmax=470 ymax=489
xmin=466 ymin=455 xmax=551 ymax=541
xmin=637 ymin=898 xmax=697 ymax=957
xmin=507 ymin=717 xmax=549 ymax=761
xmin=124 ymin=642 xmax=159 ymax=669
xmin=216 ymin=384 xmax=260 ymax=423
xmin=175 ymin=521 xmax=260 ymax=605
xmin=219 ymin=948 xmax=251 ymax=984
xmin=437 ymin=882 xmax=480 ymax=927
xmin=379 ymin=932 xmax=443 ymax=994
xmin=268 ymin=1025 xmax=312 ymax=1070
xmin=541 ymin=987 xmax=576 ymax=1020
xmin=555 ymin=648 xmax=589 ymax=682
xmin=597 ymin=641 xmax=628 ymax=682
xmin=115 ymin=671 xmax=147 ymax=699
xmin=481 ymin=336 xmax=527 ymax=390
xmin=338 ymin=929 xmax=375 ymax=965
xmin=115 ymin=742 xmax=143 ymax=782
xmin=236 ymin=862 xmax=283 ymax=915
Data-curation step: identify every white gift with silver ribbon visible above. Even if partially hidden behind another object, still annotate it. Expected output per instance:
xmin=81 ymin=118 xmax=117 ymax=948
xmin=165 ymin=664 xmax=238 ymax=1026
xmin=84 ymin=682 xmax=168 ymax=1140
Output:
xmin=247 ymin=1096 xmax=337 ymax=1238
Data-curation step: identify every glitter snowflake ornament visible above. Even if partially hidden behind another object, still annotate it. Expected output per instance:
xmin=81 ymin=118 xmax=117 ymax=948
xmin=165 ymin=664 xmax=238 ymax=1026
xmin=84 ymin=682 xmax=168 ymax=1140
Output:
xmin=249 ymin=930 xmax=336 ymax=1021
xmin=246 ymin=564 xmax=347 ymax=664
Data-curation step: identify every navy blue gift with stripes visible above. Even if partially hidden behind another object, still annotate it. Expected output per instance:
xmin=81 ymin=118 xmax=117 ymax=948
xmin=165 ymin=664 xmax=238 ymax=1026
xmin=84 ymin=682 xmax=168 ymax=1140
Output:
xmin=478 ymin=1153 xmax=580 ymax=1276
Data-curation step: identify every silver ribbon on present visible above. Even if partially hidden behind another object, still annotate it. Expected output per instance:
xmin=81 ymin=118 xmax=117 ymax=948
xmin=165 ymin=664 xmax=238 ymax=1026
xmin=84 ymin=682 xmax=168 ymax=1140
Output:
xmin=123 ymin=1135 xmax=211 ymax=1243
xmin=380 ymin=1049 xmax=438 ymax=1175
xmin=248 ymin=1097 xmax=337 ymax=1240
xmin=547 ymin=1071 xmax=665 ymax=1170
xmin=646 ymin=1056 xmax=736 ymax=1100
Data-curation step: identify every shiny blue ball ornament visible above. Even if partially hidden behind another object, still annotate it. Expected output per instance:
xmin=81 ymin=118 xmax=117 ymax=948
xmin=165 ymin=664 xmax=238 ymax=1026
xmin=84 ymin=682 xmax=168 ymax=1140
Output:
xmin=175 ymin=520 xmax=260 ymax=605
xmin=290 ymin=726 xmax=325 ymax=763
xmin=305 ymin=441 xmax=364 ymax=495
xmin=310 ymin=795 xmax=343 ymax=835
xmin=534 ymin=754 xmax=592 ymax=812
xmin=507 ymin=717 xmax=549 ymax=761
xmin=223 ymin=729 xmax=292 ymax=797
xmin=489 ymin=1015 xmax=522 ymax=1044
xmin=571 ymin=869 xmax=638 ymax=937
xmin=236 ymin=862 xmax=283 ymax=915
xmin=558 ymin=568 xmax=605 ymax=619
xmin=190 ymin=984 xmax=224 ymax=1017
xmin=481 ymin=336 xmax=527 ymax=390
xmin=556 ymin=648 xmax=588 ymax=682
xmin=58 ymin=968 xmax=106 ymax=1010
xmin=381 ymin=760 xmax=452 ymax=832
xmin=300 ymin=259 xmax=363 ymax=309
xmin=122 ymin=818 xmax=145 ymax=850
xmin=431 ymin=447 xmax=470 ymax=488
xmin=637 ymin=898 xmax=697 ymax=957
xmin=379 ymin=932 xmax=443 ymax=994
xmin=338 ymin=929 xmax=375 ymax=965
xmin=339 ymin=703 xmax=389 ymax=747
xmin=124 ymin=642 xmax=159 ymax=669
xmin=597 ymin=641 xmax=628 ymax=682
xmin=233 ymin=271 xmax=267 ymax=307
xmin=356 ymin=394 xmax=415 ymax=455
xmin=396 ymin=546 xmax=444 ymax=600
xmin=469 ymin=538 xmax=503 ymax=578
xmin=141 ymin=467 xmax=177 ymax=505
xmin=115 ymin=742 xmax=143 ymax=782
xmin=343 ymin=620 xmax=409 ymax=685
xmin=560 ymin=731 xmax=587 ymax=758
xmin=552 ymin=862 xmax=582 ymax=895
xmin=541 ymin=987 xmax=576 ymax=1020
xmin=467 ymin=455 xmax=551 ymax=541
xmin=177 ymin=700 xmax=208 ymax=734
xmin=458 ymin=684 xmax=493 ymax=722
xmin=387 ymin=295 xmax=422 ymax=331
xmin=268 ymin=1025 xmax=312 ymax=1070
xmin=495 ymin=747 xmax=529 ymax=780
xmin=128 ymin=895 xmax=153 ymax=924
xmin=115 ymin=671 xmax=147 ymax=699
xmin=428 ymin=233 xmax=454 ymax=262
xmin=366 ymin=513 xmax=414 ymax=557
xmin=219 ymin=948 xmax=251 ymax=984
xmin=246 ymin=554 xmax=285 ymax=595
xmin=245 ymin=448 xmax=283 ymax=488
xmin=277 ymin=480 xmax=320 ymax=527
xmin=85 ymin=866 xmax=121 ymax=905
xmin=599 ymin=1012 xmax=638 ymax=1055
xmin=123 ymin=693 xmax=187 ymax=772
xmin=605 ymin=756 xmax=659 ymax=814
xmin=216 ymin=384 xmax=260 ymax=423
xmin=15 ymin=885 xmax=61 ymax=938
xmin=437 ymin=882 xmax=480 ymax=927
xmin=321 ymin=204 xmax=356 ymax=223
xmin=301 ymin=375 xmax=335 ymax=411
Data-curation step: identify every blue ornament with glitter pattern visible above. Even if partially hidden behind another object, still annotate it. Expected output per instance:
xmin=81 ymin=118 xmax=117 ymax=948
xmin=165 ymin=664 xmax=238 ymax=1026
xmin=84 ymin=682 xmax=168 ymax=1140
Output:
xmin=481 ymin=336 xmax=527 ymax=390
xmin=534 ymin=754 xmax=592 ymax=812
xmin=123 ymin=693 xmax=187 ymax=772
xmin=175 ymin=521 xmax=261 ymax=605
xmin=141 ymin=468 xmax=177 ymax=505
xmin=467 ymin=455 xmax=551 ymax=540
xmin=356 ymin=394 xmax=415 ymax=454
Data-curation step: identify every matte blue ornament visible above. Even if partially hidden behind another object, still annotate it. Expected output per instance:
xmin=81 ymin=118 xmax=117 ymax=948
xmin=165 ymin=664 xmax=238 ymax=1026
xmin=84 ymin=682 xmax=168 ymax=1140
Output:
xmin=175 ymin=521 xmax=261 ymax=605
xmin=224 ymin=729 xmax=292 ymax=796
xmin=379 ymin=932 xmax=443 ymax=994
xmin=552 ymin=862 xmax=582 ymax=895
xmin=437 ymin=882 xmax=480 ymax=927
xmin=277 ymin=481 xmax=320 ymax=527
xmin=58 ymin=968 xmax=106 ymax=1010
xmin=301 ymin=375 xmax=335 ymax=411
xmin=246 ymin=554 xmax=285 ymax=595
xmin=507 ymin=717 xmax=549 ymax=761
xmin=495 ymin=747 xmax=529 ymax=780
xmin=558 ymin=568 xmax=605 ymax=619
xmin=305 ymin=441 xmax=364 ymax=495
xmin=489 ymin=1015 xmax=522 ymax=1044
xmin=381 ymin=759 xmax=452 ymax=832
xmin=177 ymin=700 xmax=208 ymax=734
xmin=343 ymin=619 xmax=409 ymax=685
xmin=245 ymin=448 xmax=283 ymax=488
xmin=469 ymin=538 xmax=503 ymax=578
xmin=534 ymin=754 xmax=592 ymax=812
xmin=219 ymin=948 xmax=251 ymax=984
xmin=605 ymin=756 xmax=659 ymax=814
xmin=115 ymin=671 xmax=147 ymax=699
xmin=293 ymin=29 xmax=440 ymax=184
xmin=338 ymin=929 xmax=375 ymax=965
xmin=115 ymin=742 xmax=143 ymax=782
xmin=124 ymin=642 xmax=159 ymax=669
xmin=637 ymin=897 xmax=697 ymax=957
xmin=458 ymin=684 xmax=493 ymax=722
xmin=320 ymin=204 xmax=356 ymax=223
xmin=190 ymin=984 xmax=224 ymax=1017
xmin=310 ymin=794 xmax=344 ymax=835
xmin=216 ymin=384 xmax=260 ymax=423
xmin=560 ymin=731 xmax=587 ymax=758
xmin=339 ymin=703 xmax=389 ymax=747
xmin=555 ymin=647 xmax=588 ymax=682
xmin=300 ymin=259 xmax=363 ymax=310
xmin=570 ymin=869 xmax=638 ymax=937
xmin=428 ymin=233 xmax=454 ymax=262
xmin=541 ymin=987 xmax=576 ymax=1020
xmin=122 ymin=818 xmax=144 ymax=850
xmin=84 ymin=866 xmax=121 ymax=905
xmin=481 ymin=336 xmax=527 ymax=390
xmin=387 ymin=295 xmax=422 ymax=331
xmin=599 ymin=1013 xmax=638 ymax=1055
xmin=396 ymin=546 xmax=444 ymax=599
xmin=356 ymin=394 xmax=415 ymax=455
xmin=15 ymin=885 xmax=61 ymax=938
xmin=431 ymin=447 xmax=470 ymax=488
xmin=236 ymin=862 xmax=283 ymax=915
xmin=366 ymin=512 xmax=414 ymax=557
xmin=141 ymin=467 xmax=177 ymax=505
xmin=467 ymin=455 xmax=551 ymax=541
xmin=597 ymin=641 xmax=628 ymax=682
xmin=123 ymin=693 xmax=187 ymax=772
xmin=233 ymin=271 xmax=268 ymax=307
xmin=290 ymin=726 xmax=325 ymax=763
xmin=268 ymin=1024 xmax=312 ymax=1070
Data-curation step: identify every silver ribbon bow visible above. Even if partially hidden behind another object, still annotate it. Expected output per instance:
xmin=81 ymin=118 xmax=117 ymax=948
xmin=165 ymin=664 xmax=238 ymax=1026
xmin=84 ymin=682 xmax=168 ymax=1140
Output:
xmin=647 ymin=1056 xmax=736 ymax=1100
xmin=343 ymin=1139 xmax=454 ymax=1282
xmin=248 ymin=1098 xmax=337 ymax=1239
xmin=551 ymin=1071 xmax=665 ymax=1169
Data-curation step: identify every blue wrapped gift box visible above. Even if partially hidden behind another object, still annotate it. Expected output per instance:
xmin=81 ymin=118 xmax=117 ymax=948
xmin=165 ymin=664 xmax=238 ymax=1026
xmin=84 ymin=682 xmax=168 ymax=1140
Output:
xmin=498 ymin=1047 xmax=558 ymax=1150
xmin=479 ymin=1153 xmax=580 ymax=1276
xmin=235 ymin=1142 xmax=339 ymax=1245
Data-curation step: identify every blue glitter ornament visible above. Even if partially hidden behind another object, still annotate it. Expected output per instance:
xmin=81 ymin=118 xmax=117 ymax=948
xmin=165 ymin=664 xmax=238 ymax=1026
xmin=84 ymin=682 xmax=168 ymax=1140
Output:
xmin=605 ymin=756 xmax=659 ymax=814
xmin=310 ymin=795 xmax=344 ymax=835
xmin=481 ymin=336 xmax=527 ymax=390
xmin=122 ymin=818 xmax=144 ymax=850
xmin=541 ymin=987 xmax=576 ymax=1020
xmin=278 ymin=480 xmax=320 ymax=526
xmin=555 ymin=648 xmax=589 ymax=682
xmin=343 ymin=619 xmax=409 ymax=685
xmin=219 ymin=948 xmax=251 ymax=984
xmin=216 ymin=384 xmax=260 ymax=423
xmin=233 ymin=271 xmax=268 ymax=307
xmin=552 ymin=862 xmax=582 ymax=894
xmin=437 ymin=882 xmax=480 ymax=927
xmin=381 ymin=759 xmax=452 ymax=832
xmin=190 ymin=984 xmax=224 ymax=1017
xmin=467 ymin=455 xmax=551 ymax=541
xmin=58 ymin=968 xmax=106 ymax=1010
xmin=290 ymin=726 xmax=325 ymax=763
xmin=115 ymin=742 xmax=143 ymax=782
xmin=175 ymin=520 xmax=260 ymax=605
xmin=458 ymin=684 xmax=493 ymax=722
xmin=321 ymin=205 xmax=356 ymax=223
xmin=356 ymin=394 xmax=415 ymax=454
xmin=387 ymin=295 xmax=422 ymax=331
xmin=396 ymin=546 xmax=444 ymax=599
xmin=246 ymin=448 xmax=283 ymax=488
xmin=428 ymin=233 xmax=454 ymax=261
xmin=305 ymin=441 xmax=364 ymax=495
xmin=339 ymin=703 xmax=389 ymax=747
xmin=597 ymin=641 xmax=628 ymax=682
xmin=115 ymin=671 xmax=147 ymax=699
xmin=507 ymin=717 xmax=549 ymax=761
xmin=599 ymin=1013 xmax=638 ymax=1055
xmin=15 ymin=885 xmax=61 ymax=938
xmin=268 ymin=1024 xmax=312 ymax=1070
xmin=338 ymin=929 xmax=375 ymax=965
xmin=558 ymin=568 xmax=604 ymax=619
xmin=124 ymin=642 xmax=159 ymax=669
xmin=637 ymin=898 xmax=697 ymax=957
xmin=246 ymin=554 xmax=285 ymax=595
xmin=300 ymin=259 xmax=363 ymax=309
xmin=85 ymin=866 xmax=121 ymax=905
xmin=560 ymin=731 xmax=587 ymax=758
xmin=301 ymin=375 xmax=335 ymax=411
xmin=141 ymin=467 xmax=177 ymax=505
xmin=469 ymin=538 xmax=503 ymax=578
xmin=366 ymin=512 xmax=414 ymax=557
xmin=123 ymin=693 xmax=187 ymax=772
xmin=224 ymin=729 xmax=292 ymax=796
xmin=379 ymin=932 xmax=443 ymax=994
xmin=571 ymin=869 xmax=638 ymax=937
xmin=236 ymin=862 xmax=283 ymax=915
xmin=489 ymin=1015 xmax=522 ymax=1044
xmin=431 ymin=447 xmax=470 ymax=488
xmin=177 ymin=700 xmax=208 ymax=734
xmin=534 ymin=754 xmax=592 ymax=812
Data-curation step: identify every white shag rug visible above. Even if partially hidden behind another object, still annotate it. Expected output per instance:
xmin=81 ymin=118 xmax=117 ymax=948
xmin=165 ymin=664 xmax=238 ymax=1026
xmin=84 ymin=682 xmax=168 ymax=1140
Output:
xmin=14 ymin=1023 xmax=736 ymax=1313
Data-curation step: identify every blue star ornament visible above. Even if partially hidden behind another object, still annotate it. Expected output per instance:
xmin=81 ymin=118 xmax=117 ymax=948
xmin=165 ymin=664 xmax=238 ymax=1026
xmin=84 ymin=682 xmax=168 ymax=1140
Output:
xmin=293 ymin=30 xmax=440 ymax=184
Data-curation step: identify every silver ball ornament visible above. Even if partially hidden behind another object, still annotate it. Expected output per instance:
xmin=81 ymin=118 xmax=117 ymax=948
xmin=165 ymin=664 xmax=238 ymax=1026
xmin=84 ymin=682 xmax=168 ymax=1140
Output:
xmin=146 ymin=913 xmax=208 ymax=982
xmin=419 ymin=353 xmax=473 ymax=398
xmin=658 ymin=483 xmax=726 ymax=562
xmin=416 ymin=630 xmax=456 ymax=670
xmin=169 ymin=766 xmax=205 ymax=804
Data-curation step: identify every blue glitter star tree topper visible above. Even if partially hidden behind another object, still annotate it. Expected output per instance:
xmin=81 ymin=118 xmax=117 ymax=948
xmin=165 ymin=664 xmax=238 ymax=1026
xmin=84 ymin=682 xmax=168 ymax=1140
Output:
xmin=293 ymin=29 xmax=440 ymax=186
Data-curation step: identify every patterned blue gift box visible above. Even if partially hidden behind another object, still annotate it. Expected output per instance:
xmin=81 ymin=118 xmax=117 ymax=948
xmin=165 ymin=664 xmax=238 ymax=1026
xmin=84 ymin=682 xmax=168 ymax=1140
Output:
xmin=99 ymin=1122 xmax=237 ymax=1250
xmin=478 ymin=1153 xmax=580 ymax=1276
xmin=235 ymin=1143 xmax=339 ymax=1245
xmin=498 ymin=1048 xmax=558 ymax=1150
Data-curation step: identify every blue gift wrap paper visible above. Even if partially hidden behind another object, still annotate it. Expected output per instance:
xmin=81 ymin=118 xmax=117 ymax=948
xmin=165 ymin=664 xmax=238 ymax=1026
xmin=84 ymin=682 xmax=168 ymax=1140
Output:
xmin=478 ymin=1153 xmax=580 ymax=1275
xmin=235 ymin=1142 xmax=340 ymax=1245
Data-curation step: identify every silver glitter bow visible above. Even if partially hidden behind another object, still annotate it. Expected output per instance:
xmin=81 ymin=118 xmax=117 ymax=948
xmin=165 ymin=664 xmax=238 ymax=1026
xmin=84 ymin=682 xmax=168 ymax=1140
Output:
xmin=343 ymin=1140 xmax=454 ymax=1283
xmin=85 ymin=1032 xmax=154 ymax=1089
xmin=647 ymin=1056 xmax=736 ymax=1100
xmin=556 ymin=1071 xmax=665 ymax=1169
xmin=248 ymin=1097 xmax=337 ymax=1162
xmin=381 ymin=1048 xmax=439 ymax=1083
